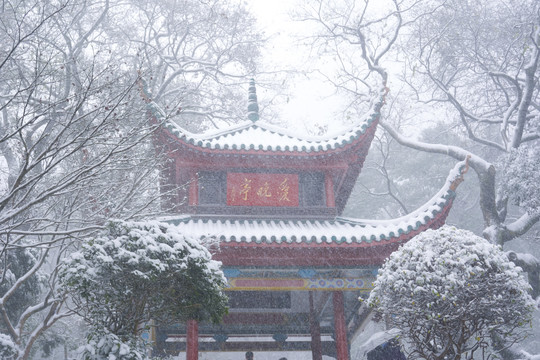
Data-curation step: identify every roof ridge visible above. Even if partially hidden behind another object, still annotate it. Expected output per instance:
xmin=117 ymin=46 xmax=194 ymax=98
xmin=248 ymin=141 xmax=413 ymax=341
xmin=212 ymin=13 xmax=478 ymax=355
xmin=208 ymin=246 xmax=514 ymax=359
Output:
xmin=160 ymin=85 xmax=387 ymax=153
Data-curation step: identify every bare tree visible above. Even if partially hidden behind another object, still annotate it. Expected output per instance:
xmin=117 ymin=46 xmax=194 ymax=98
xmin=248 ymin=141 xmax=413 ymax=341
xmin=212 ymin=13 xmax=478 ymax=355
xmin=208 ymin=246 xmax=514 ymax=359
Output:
xmin=1 ymin=0 xmax=263 ymax=356
xmin=299 ymin=0 xmax=539 ymax=358
xmin=110 ymin=0 xmax=262 ymax=131
xmin=0 ymin=1 xmax=164 ymax=358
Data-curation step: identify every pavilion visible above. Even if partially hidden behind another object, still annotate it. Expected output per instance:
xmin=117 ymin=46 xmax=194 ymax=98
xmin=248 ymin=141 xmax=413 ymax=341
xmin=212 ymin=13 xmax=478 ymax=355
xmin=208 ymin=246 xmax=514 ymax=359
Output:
xmin=146 ymin=80 xmax=468 ymax=360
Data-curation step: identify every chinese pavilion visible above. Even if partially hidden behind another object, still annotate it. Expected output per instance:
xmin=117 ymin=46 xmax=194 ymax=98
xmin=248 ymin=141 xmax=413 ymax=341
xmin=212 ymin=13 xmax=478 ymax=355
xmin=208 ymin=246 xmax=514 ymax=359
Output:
xmin=147 ymin=80 xmax=468 ymax=360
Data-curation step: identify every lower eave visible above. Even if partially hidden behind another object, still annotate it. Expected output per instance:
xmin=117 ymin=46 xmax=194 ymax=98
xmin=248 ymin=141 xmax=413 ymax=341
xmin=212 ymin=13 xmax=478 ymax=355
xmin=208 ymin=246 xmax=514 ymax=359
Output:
xmin=162 ymin=160 xmax=469 ymax=267
xmin=164 ymin=196 xmax=453 ymax=267
xmin=212 ymin=216 xmax=447 ymax=267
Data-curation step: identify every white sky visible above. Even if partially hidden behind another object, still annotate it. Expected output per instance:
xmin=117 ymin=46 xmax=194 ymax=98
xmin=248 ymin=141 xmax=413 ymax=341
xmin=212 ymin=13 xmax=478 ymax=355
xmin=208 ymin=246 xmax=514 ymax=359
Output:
xmin=245 ymin=0 xmax=350 ymax=134
xmin=243 ymin=0 xmax=433 ymax=138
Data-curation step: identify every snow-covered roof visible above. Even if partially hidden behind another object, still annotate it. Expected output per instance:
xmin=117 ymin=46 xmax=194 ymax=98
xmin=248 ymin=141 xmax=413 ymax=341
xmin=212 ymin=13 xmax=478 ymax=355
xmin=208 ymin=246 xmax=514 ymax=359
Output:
xmin=155 ymin=87 xmax=387 ymax=154
xmin=167 ymin=211 xmax=446 ymax=246
xmin=165 ymin=160 xmax=468 ymax=246
xmin=163 ymin=115 xmax=378 ymax=153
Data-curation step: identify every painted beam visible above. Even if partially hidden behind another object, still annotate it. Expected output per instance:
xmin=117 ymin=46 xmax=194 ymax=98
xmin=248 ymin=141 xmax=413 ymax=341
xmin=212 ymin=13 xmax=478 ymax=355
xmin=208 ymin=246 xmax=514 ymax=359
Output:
xmin=225 ymin=277 xmax=374 ymax=291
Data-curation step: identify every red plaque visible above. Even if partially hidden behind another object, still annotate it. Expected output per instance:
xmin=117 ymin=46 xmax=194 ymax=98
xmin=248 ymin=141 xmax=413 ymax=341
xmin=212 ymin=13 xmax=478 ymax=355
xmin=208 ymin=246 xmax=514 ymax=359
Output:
xmin=227 ymin=173 xmax=299 ymax=207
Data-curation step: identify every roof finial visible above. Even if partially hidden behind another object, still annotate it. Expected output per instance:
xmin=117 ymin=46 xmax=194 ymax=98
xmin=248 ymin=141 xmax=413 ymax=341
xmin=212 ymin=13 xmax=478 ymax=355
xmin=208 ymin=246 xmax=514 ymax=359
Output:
xmin=137 ymin=70 xmax=151 ymax=103
xmin=247 ymin=78 xmax=259 ymax=122
xmin=450 ymin=155 xmax=471 ymax=191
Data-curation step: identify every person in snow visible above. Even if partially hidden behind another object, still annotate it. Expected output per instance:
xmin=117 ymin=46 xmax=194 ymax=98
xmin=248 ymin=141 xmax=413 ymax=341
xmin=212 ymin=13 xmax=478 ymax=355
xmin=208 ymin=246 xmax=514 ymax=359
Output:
xmin=245 ymin=351 xmax=254 ymax=360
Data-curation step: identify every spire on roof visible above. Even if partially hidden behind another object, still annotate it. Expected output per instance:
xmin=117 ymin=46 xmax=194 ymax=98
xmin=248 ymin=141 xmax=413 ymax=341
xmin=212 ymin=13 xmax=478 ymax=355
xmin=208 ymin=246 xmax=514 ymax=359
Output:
xmin=247 ymin=78 xmax=259 ymax=122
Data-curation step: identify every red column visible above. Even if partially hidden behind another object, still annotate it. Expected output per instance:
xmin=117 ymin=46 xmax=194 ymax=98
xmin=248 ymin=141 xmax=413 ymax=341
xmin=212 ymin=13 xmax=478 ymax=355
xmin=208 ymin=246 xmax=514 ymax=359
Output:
xmin=333 ymin=291 xmax=349 ymax=360
xmin=188 ymin=172 xmax=198 ymax=206
xmin=309 ymin=292 xmax=323 ymax=360
xmin=186 ymin=320 xmax=199 ymax=360
xmin=325 ymin=172 xmax=335 ymax=207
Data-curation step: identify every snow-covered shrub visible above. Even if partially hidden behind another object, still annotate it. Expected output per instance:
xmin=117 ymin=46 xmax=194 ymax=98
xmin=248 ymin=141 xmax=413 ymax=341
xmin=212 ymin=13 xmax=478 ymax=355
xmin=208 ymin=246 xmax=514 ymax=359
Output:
xmin=60 ymin=220 xmax=228 ymax=352
xmin=78 ymin=329 xmax=146 ymax=360
xmin=368 ymin=225 xmax=535 ymax=360
xmin=0 ymin=333 xmax=19 ymax=359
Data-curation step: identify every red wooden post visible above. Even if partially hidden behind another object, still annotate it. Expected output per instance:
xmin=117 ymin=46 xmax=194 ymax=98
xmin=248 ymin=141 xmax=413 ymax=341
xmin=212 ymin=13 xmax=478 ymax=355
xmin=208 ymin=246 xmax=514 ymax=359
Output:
xmin=188 ymin=171 xmax=198 ymax=206
xmin=186 ymin=319 xmax=199 ymax=360
xmin=309 ymin=292 xmax=323 ymax=360
xmin=325 ymin=172 xmax=335 ymax=207
xmin=333 ymin=291 xmax=349 ymax=360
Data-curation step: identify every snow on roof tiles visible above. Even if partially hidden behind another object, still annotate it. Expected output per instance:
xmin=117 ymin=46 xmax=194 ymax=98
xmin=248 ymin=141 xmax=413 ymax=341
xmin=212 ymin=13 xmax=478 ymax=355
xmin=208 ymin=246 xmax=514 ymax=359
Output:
xmin=164 ymin=116 xmax=377 ymax=153
xmin=158 ymin=88 xmax=386 ymax=153
xmin=165 ymin=160 xmax=468 ymax=245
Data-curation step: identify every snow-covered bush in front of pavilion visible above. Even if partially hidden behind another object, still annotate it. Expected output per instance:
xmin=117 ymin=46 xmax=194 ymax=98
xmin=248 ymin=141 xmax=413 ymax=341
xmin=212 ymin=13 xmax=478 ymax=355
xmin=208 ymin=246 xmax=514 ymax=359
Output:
xmin=367 ymin=225 xmax=535 ymax=360
xmin=60 ymin=220 xmax=228 ymax=359
xmin=77 ymin=329 xmax=146 ymax=360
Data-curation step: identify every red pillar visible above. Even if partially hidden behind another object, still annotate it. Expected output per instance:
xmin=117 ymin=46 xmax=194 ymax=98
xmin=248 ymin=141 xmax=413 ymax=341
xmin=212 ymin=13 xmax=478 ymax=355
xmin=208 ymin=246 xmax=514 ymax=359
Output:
xmin=325 ymin=172 xmax=335 ymax=207
xmin=333 ymin=291 xmax=349 ymax=360
xmin=188 ymin=172 xmax=198 ymax=206
xmin=186 ymin=320 xmax=199 ymax=360
xmin=309 ymin=292 xmax=323 ymax=360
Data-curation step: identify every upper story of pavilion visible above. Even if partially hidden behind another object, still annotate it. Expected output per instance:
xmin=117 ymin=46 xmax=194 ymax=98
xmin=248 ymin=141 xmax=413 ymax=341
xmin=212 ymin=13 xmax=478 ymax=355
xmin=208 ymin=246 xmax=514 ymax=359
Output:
xmin=145 ymin=79 xmax=468 ymax=266
xmin=154 ymin=80 xmax=387 ymax=220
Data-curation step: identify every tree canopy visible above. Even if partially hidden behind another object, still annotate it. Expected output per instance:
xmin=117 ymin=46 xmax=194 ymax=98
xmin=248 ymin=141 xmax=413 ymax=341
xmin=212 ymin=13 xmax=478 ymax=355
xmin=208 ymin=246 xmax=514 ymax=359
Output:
xmin=368 ymin=226 xmax=535 ymax=360
xmin=60 ymin=220 xmax=228 ymax=358
xmin=0 ymin=0 xmax=260 ymax=357
xmin=299 ymin=2 xmax=540 ymax=354
xmin=299 ymin=0 xmax=540 ymax=245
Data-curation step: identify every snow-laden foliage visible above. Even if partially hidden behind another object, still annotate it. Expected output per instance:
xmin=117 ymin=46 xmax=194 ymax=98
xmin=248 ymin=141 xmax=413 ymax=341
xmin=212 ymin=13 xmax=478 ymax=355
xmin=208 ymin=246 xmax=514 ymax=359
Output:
xmin=77 ymin=330 xmax=146 ymax=360
xmin=59 ymin=220 xmax=228 ymax=355
xmin=502 ymin=144 xmax=540 ymax=215
xmin=0 ymin=333 xmax=19 ymax=359
xmin=0 ymin=248 xmax=43 ymax=325
xmin=368 ymin=226 xmax=535 ymax=360
xmin=1 ymin=0 xmax=260 ymax=356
